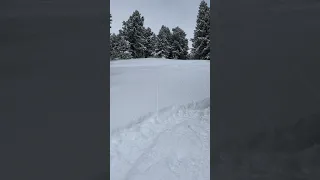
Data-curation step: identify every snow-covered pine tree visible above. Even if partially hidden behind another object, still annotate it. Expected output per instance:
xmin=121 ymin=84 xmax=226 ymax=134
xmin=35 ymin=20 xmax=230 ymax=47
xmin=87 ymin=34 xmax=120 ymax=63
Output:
xmin=191 ymin=0 xmax=210 ymax=60
xmin=150 ymin=34 xmax=158 ymax=57
xmin=119 ymin=10 xmax=147 ymax=59
xmin=110 ymin=14 xmax=113 ymax=60
xmin=110 ymin=33 xmax=117 ymax=60
xmin=152 ymin=35 xmax=162 ymax=58
xmin=110 ymin=33 xmax=132 ymax=60
xmin=186 ymin=52 xmax=192 ymax=60
xmin=143 ymin=27 xmax=157 ymax=58
xmin=154 ymin=25 xmax=172 ymax=59
xmin=116 ymin=35 xmax=133 ymax=60
xmin=171 ymin=27 xmax=189 ymax=60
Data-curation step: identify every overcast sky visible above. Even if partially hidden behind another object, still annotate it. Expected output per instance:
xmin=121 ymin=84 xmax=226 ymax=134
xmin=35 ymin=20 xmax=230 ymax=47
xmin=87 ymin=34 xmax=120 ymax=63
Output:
xmin=110 ymin=0 xmax=210 ymax=48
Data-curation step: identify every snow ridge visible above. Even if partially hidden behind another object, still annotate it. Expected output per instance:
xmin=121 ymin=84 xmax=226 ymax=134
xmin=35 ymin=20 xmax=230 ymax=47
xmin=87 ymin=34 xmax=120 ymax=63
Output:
xmin=110 ymin=98 xmax=210 ymax=180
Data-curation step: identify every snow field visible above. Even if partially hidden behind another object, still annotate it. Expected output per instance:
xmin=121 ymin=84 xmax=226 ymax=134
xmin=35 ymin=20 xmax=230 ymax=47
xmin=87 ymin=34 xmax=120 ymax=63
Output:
xmin=110 ymin=59 xmax=210 ymax=131
xmin=110 ymin=59 xmax=210 ymax=180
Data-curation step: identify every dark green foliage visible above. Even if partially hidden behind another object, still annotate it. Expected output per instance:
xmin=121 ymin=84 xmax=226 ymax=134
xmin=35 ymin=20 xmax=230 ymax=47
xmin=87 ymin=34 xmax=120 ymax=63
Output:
xmin=191 ymin=1 xmax=210 ymax=60
xmin=119 ymin=10 xmax=147 ymax=58
xmin=154 ymin=25 xmax=172 ymax=59
xmin=110 ymin=33 xmax=133 ymax=60
xmin=143 ymin=27 xmax=157 ymax=58
xmin=171 ymin=27 xmax=189 ymax=59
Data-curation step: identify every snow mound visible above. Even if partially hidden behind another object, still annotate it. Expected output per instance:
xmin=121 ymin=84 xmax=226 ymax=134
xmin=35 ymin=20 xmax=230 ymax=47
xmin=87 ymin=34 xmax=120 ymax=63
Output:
xmin=110 ymin=98 xmax=210 ymax=180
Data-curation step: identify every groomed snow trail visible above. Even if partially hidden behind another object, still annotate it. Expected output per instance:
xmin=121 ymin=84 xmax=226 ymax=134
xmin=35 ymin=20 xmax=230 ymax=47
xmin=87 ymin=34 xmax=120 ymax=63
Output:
xmin=110 ymin=98 xmax=210 ymax=180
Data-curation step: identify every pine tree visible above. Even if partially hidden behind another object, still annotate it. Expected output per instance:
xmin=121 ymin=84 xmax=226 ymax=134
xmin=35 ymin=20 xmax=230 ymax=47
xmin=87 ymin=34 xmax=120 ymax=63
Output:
xmin=171 ymin=27 xmax=189 ymax=59
xmin=143 ymin=27 xmax=157 ymax=58
xmin=154 ymin=25 xmax=172 ymax=59
xmin=152 ymin=35 xmax=161 ymax=58
xmin=116 ymin=35 xmax=133 ymax=59
xmin=191 ymin=1 xmax=210 ymax=60
xmin=150 ymin=34 xmax=158 ymax=57
xmin=110 ymin=33 xmax=132 ymax=60
xmin=110 ymin=33 xmax=117 ymax=60
xmin=119 ymin=10 xmax=147 ymax=59
xmin=186 ymin=52 xmax=192 ymax=60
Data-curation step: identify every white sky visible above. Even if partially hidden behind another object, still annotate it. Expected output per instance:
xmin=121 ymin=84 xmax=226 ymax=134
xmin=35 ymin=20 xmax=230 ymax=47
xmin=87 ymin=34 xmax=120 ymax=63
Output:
xmin=110 ymin=0 xmax=210 ymax=49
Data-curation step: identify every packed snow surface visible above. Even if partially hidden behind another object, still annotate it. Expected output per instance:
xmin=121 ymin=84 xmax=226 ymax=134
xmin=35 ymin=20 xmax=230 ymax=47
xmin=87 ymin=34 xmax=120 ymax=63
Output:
xmin=110 ymin=58 xmax=210 ymax=180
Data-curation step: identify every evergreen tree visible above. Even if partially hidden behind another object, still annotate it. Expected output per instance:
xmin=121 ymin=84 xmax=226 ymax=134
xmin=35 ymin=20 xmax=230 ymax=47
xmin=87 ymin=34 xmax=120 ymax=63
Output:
xmin=110 ymin=33 xmax=117 ymax=60
xmin=143 ymin=27 xmax=157 ymax=58
xmin=154 ymin=25 xmax=172 ymax=59
xmin=191 ymin=0 xmax=210 ymax=60
xmin=110 ymin=33 xmax=132 ymax=60
xmin=152 ymin=35 xmax=161 ymax=58
xmin=119 ymin=10 xmax=147 ymax=58
xmin=171 ymin=27 xmax=189 ymax=59
xmin=150 ymin=34 xmax=158 ymax=57
xmin=186 ymin=52 xmax=193 ymax=60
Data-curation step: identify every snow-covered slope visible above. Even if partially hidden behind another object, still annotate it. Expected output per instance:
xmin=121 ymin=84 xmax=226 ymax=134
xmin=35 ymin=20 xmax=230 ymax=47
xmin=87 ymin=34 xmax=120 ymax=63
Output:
xmin=110 ymin=58 xmax=210 ymax=180
xmin=110 ymin=59 xmax=210 ymax=131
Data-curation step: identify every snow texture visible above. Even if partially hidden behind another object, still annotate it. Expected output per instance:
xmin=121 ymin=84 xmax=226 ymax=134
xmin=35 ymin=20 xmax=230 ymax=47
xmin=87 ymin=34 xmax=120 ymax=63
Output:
xmin=110 ymin=58 xmax=210 ymax=180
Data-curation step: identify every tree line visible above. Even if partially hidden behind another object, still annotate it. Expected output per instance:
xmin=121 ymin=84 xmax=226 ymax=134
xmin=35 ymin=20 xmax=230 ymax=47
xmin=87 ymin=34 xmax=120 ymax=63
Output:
xmin=110 ymin=0 xmax=210 ymax=60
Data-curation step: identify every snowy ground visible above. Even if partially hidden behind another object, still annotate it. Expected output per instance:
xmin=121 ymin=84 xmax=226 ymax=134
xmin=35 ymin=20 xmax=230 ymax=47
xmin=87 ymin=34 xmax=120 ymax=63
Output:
xmin=110 ymin=58 xmax=210 ymax=180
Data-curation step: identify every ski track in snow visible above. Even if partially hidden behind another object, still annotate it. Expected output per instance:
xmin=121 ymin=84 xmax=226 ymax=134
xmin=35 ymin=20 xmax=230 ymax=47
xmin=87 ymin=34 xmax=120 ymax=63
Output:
xmin=110 ymin=59 xmax=210 ymax=180
xmin=110 ymin=98 xmax=210 ymax=180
